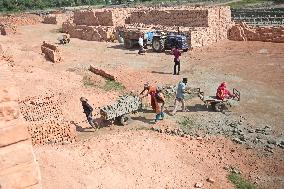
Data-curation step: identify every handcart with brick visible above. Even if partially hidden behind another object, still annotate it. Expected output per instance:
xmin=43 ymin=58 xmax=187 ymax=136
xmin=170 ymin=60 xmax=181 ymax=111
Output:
xmin=198 ymin=88 xmax=240 ymax=112
xmin=119 ymin=28 xmax=155 ymax=49
xmin=100 ymin=95 xmax=142 ymax=125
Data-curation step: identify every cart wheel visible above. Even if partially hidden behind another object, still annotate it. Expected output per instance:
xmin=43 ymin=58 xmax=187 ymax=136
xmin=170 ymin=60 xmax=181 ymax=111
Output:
xmin=210 ymin=102 xmax=216 ymax=110
xmin=214 ymin=102 xmax=224 ymax=112
xmin=119 ymin=114 xmax=131 ymax=126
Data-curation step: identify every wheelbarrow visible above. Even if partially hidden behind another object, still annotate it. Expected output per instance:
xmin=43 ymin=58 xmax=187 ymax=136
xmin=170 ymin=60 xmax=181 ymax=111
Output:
xmin=198 ymin=88 xmax=240 ymax=112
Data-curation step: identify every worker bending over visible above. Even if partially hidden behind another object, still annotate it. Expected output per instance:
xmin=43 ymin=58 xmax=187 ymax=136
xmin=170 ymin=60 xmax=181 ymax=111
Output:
xmin=140 ymin=82 xmax=157 ymax=111
xmin=216 ymin=82 xmax=235 ymax=100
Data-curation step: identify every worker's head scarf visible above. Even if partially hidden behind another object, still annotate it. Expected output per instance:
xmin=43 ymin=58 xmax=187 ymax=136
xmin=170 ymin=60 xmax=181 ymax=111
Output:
xmin=80 ymin=97 xmax=87 ymax=102
xmin=220 ymin=82 xmax=227 ymax=88
xmin=144 ymin=82 xmax=150 ymax=89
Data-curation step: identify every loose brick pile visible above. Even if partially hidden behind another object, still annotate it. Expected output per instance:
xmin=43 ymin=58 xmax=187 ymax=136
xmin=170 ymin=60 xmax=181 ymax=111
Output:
xmin=41 ymin=42 xmax=62 ymax=63
xmin=43 ymin=15 xmax=57 ymax=24
xmin=19 ymin=93 xmax=76 ymax=145
xmin=0 ymin=63 xmax=42 ymax=189
xmin=228 ymin=22 xmax=284 ymax=43
xmin=63 ymin=6 xmax=232 ymax=48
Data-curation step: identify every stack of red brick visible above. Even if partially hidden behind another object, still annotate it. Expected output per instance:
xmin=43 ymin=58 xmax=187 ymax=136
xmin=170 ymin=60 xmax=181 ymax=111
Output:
xmin=0 ymin=63 xmax=42 ymax=189
xmin=19 ymin=93 xmax=77 ymax=145
xmin=43 ymin=15 xmax=57 ymax=24
xmin=0 ymin=14 xmax=42 ymax=35
xmin=228 ymin=22 xmax=284 ymax=43
xmin=41 ymin=42 xmax=62 ymax=63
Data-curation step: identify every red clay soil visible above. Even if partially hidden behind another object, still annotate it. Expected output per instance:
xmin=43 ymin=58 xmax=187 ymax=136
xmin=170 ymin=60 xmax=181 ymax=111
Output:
xmin=35 ymin=130 xmax=284 ymax=189
xmin=1 ymin=23 xmax=283 ymax=189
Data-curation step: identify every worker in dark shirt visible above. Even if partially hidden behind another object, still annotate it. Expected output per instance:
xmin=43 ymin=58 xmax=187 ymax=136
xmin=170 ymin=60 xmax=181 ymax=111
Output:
xmin=80 ymin=97 xmax=95 ymax=128
xmin=171 ymin=46 xmax=182 ymax=75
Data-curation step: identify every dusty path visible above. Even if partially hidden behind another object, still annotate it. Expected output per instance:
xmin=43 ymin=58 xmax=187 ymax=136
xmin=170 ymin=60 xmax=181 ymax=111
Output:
xmin=34 ymin=130 xmax=284 ymax=189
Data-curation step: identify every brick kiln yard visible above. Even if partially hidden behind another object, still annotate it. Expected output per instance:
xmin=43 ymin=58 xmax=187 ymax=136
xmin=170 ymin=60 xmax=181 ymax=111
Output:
xmin=1 ymin=5 xmax=284 ymax=189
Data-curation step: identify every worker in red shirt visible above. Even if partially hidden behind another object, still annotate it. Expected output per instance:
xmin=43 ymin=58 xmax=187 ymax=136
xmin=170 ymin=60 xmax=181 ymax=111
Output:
xmin=171 ymin=46 xmax=182 ymax=75
xmin=216 ymin=82 xmax=235 ymax=100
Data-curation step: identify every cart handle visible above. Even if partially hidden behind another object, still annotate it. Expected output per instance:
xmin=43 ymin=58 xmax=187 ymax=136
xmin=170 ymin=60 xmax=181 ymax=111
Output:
xmin=233 ymin=88 xmax=240 ymax=101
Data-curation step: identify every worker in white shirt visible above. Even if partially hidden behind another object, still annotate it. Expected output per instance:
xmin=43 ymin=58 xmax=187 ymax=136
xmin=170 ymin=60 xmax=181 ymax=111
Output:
xmin=138 ymin=34 xmax=145 ymax=55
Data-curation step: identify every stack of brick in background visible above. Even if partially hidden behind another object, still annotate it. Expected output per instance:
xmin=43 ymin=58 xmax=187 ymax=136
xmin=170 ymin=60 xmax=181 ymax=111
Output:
xmin=0 ymin=14 xmax=42 ymax=26
xmin=41 ymin=41 xmax=62 ymax=63
xmin=0 ymin=24 xmax=17 ymax=35
xmin=62 ymin=8 xmax=134 ymax=41
xmin=19 ymin=93 xmax=76 ymax=145
xmin=100 ymin=95 xmax=141 ymax=120
xmin=62 ymin=6 xmax=232 ymax=48
xmin=228 ymin=22 xmax=284 ymax=43
xmin=43 ymin=15 xmax=57 ymax=24
xmin=129 ymin=9 xmax=209 ymax=27
xmin=62 ymin=22 xmax=116 ymax=41
xmin=0 ymin=63 xmax=42 ymax=189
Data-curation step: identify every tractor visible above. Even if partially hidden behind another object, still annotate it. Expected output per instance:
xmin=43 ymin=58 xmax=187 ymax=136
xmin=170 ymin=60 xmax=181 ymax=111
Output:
xmin=152 ymin=32 xmax=189 ymax=52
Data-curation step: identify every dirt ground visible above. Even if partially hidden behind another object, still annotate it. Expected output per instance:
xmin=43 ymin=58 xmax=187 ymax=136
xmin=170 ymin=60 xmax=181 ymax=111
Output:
xmin=1 ymin=24 xmax=284 ymax=188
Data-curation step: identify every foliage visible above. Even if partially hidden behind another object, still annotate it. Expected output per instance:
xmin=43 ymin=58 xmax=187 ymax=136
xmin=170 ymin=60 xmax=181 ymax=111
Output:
xmin=103 ymin=79 xmax=125 ymax=92
xmin=178 ymin=116 xmax=195 ymax=133
xmin=228 ymin=0 xmax=279 ymax=9
xmin=0 ymin=0 xmax=104 ymax=11
xmin=82 ymin=75 xmax=95 ymax=87
xmin=228 ymin=172 xmax=257 ymax=189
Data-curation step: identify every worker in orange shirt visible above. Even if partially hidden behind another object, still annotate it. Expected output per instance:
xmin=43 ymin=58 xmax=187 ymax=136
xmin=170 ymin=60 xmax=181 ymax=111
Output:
xmin=140 ymin=82 xmax=157 ymax=111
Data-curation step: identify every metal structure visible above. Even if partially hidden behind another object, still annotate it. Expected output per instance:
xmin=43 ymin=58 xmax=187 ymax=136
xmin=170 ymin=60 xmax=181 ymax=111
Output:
xmin=198 ymin=88 xmax=240 ymax=112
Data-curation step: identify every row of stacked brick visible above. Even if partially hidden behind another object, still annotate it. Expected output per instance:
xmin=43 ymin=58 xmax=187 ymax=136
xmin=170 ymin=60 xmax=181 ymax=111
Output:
xmin=27 ymin=123 xmax=76 ymax=145
xmin=41 ymin=41 xmax=62 ymax=63
xmin=0 ymin=14 xmax=42 ymax=35
xmin=228 ymin=22 xmax=284 ymax=43
xmin=0 ymin=63 xmax=42 ymax=189
xmin=19 ymin=93 xmax=76 ymax=145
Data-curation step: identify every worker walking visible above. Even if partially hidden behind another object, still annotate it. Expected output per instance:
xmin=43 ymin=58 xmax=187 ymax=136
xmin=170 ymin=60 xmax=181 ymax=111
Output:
xmin=80 ymin=97 xmax=95 ymax=128
xmin=154 ymin=86 xmax=166 ymax=122
xmin=172 ymin=78 xmax=188 ymax=115
xmin=171 ymin=46 xmax=182 ymax=75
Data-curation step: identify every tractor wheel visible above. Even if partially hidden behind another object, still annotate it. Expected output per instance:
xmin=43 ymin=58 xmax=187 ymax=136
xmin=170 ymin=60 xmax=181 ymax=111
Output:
xmin=214 ymin=102 xmax=224 ymax=112
xmin=124 ymin=39 xmax=133 ymax=49
xmin=152 ymin=38 xmax=165 ymax=52
xmin=118 ymin=114 xmax=131 ymax=126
